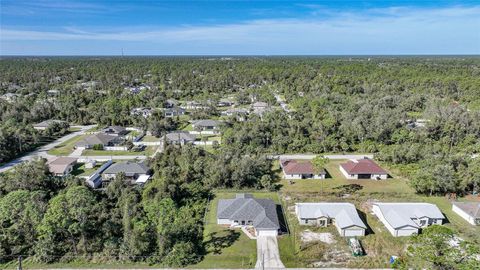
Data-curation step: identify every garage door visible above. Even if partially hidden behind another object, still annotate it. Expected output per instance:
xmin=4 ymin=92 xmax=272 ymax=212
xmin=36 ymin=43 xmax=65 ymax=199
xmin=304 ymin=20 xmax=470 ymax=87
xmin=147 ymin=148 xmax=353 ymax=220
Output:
xmin=357 ymin=174 xmax=372 ymax=179
xmin=396 ymin=228 xmax=418 ymax=237
xmin=344 ymin=228 xmax=365 ymax=237
xmin=257 ymin=229 xmax=278 ymax=237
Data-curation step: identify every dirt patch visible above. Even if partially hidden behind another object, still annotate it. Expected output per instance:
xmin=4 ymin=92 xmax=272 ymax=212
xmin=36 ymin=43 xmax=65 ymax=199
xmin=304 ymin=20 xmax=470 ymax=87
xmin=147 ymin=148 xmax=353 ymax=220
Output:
xmin=301 ymin=230 xmax=336 ymax=244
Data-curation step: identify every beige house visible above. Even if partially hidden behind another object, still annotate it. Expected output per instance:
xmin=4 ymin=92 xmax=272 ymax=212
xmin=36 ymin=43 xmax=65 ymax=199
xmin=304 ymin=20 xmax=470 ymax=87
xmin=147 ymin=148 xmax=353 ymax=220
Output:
xmin=48 ymin=157 xmax=77 ymax=177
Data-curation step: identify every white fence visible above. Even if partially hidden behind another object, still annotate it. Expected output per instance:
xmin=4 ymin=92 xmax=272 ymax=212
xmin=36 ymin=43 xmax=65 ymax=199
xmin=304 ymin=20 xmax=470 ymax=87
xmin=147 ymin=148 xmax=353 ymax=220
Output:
xmin=189 ymin=130 xmax=220 ymax=135
xmin=104 ymin=146 xmax=128 ymax=151
xmin=193 ymin=141 xmax=215 ymax=145
xmin=133 ymin=141 xmax=161 ymax=146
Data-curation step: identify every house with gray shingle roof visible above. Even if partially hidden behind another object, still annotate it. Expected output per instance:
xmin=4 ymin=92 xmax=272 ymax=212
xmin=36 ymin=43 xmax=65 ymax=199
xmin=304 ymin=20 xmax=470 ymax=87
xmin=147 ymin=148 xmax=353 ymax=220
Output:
xmin=101 ymin=161 xmax=150 ymax=184
xmin=452 ymin=202 xmax=480 ymax=225
xmin=191 ymin=119 xmax=221 ymax=131
xmin=372 ymin=202 xmax=445 ymax=237
xmin=295 ymin=203 xmax=366 ymax=237
xmin=75 ymin=133 xmax=123 ymax=149
xmin=217 ymin=193 xmax=280 ymax=236
xmin=102 ymin=126 xmax=128 ymax=136
xmin=33 ymin=119 xmax=68 ymax=131
xmin=161 ymin=131 xmax=196 ymax=145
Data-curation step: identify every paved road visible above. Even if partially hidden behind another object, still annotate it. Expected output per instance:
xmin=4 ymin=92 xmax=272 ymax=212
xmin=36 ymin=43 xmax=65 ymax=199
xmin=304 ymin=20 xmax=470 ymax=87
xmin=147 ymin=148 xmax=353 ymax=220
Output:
xmin=268 ymin=154 xmax=374 ymax=160
xmin=0 ymin=125 xmax=96 ymax=173
xmin=255 ymin=236 xmax=285 ymax=269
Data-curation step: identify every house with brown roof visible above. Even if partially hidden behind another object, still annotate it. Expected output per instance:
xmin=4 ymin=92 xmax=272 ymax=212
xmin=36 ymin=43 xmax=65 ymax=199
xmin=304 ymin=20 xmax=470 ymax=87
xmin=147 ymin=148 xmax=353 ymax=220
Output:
xmin=280 ymin=159 xmax=326 ymax=179
xmin=339 ymin=158 xmax=388 ymax=180
xmin=48 ymin=157 xmax=77 ymax=177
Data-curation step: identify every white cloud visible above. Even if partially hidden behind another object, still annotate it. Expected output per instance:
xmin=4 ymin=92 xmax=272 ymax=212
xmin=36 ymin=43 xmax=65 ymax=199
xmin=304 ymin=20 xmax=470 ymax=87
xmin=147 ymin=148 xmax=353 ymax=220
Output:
xmin=1 ymin=6 xmax=479 ymax=54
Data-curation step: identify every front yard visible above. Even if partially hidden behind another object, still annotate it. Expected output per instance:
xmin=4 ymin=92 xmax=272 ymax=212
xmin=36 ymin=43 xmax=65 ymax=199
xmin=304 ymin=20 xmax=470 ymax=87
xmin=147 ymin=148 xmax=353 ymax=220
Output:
xmin=47 ymin=134 xmax=88 ymax=156
xmin=276 ymin=159 xmax=413 ymax=194
xmin=82 ymin=146 xmax=155 ymax=156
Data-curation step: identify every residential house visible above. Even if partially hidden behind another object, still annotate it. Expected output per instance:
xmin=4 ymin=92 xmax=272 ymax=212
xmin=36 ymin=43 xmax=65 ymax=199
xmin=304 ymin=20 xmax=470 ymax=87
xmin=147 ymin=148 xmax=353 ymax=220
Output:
xmin=280 ymin=160 xmax=326 ymax=179
xmin=33 ymin=119 xmax=68 ymax=131
xmin=222 ymin=108 xmax=249 ymax=121
xmin=339 ymin=158 xmax=388 ymax=180
xmin=191 ymin=120 xmax=221 ymax=132
xmin=181 ymin=101 xmax=207 ymax=110
xmin=48 ymin=157 xmax=77 ymax=177
xmin=217 ymin=99 xmax=235 ymax=107
xmin=102 ymin=126 xmax=128 ymax=136
xmin=251 ymin=101 xmax=270 ymax=116
xmin=452 ymin=202 xmax=480 ymax=225
xmin=295 ymin=203 xmax=367 ymax=237
xmin=372 ymin=203 xmax=445 ymax=237
xmin=75 ymin=133 xmax=123 ymax=150
xmin=102 ymin=161 xmax=151 ymax=184
xmin=217 ymin=193 xmax=280 ymax=237
xmin=161 ymin=131 xmax=196 ymax=145
xmin=131 ymin=107 xmax=153 ymax=118
xmin=164 ymin=107 xmax=186 ymax=118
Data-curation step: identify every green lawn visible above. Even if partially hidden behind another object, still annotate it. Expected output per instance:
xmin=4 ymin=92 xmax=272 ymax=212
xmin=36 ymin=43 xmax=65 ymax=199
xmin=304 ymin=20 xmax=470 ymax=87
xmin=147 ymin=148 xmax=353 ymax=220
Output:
xmin=47 ymin=134 xmax=87 ymax=156
xmin=71 ymin=163 xmax=105 ymax=177
xmin=140 ymin=135 xmax=159 ymax=142
xmin=189 ymin=191 xmax=280 ymax=268
xmin=277 ymin=159 xmax=413 ymax=194
xmin=82 ymin=146 xmax=155 ymax=156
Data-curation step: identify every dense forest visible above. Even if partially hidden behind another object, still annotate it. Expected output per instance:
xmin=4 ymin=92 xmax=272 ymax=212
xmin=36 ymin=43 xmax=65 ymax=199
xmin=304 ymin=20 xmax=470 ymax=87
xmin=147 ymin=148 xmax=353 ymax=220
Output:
xmin=1 ymin=56 xmax=479 ymax=266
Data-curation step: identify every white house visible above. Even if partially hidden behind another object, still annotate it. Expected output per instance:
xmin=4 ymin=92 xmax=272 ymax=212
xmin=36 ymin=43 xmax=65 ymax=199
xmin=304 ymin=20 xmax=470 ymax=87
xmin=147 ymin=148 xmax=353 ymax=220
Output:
xmin=295 ymin=203 xmax=367 ymax=237
xmin=452 ymin=202 xmax=480 ymax=225
xmin=217 ymin=193 xmax=280 ymax=237
xmin=48 ymin=157 xmax=77 ymax=177
xmin=280 ymin=159 xmax=326 ymax=179
xmin=372 ymin=203 xmax=445 ymax=237
xmin=339 ymin=158 xmax=388 ymax=180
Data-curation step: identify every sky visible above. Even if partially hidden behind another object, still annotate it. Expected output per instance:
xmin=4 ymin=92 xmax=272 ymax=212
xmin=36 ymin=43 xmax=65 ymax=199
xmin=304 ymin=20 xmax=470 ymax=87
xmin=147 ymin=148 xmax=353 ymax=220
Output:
xmin=0 ymin=0 xmax=479 ymax=55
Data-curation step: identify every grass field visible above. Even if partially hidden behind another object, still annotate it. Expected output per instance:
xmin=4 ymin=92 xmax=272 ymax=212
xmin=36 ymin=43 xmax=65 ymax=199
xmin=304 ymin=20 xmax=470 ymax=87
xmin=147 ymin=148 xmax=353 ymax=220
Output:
xmin=276 ymin=159 xmax=414 ymax=194
xmin=140 ymin=135 xmax=159 ymax=142
xmin=82 ymin=146 xmax=155 ymax=156
xmin=71 ymin=163 xmax=106 ymax=177
xmin=46 ymin=134 xmax=88 ymax=156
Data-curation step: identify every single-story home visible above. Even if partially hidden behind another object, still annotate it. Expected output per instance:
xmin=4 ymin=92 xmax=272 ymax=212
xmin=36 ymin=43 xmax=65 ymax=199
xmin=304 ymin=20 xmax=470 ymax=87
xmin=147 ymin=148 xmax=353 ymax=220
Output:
xmin=102 ymin=161 xmax=151 ymax=184
xmin=295 ymin=203 xmax=367 ymax=237
xmin=75 ymin=133 xmax=122 ymax=149
xmin=33 ymin=119 xmax=69 ymax=131
xmin=131 ymin=107 xmax=153 ymax=118
xmin=339 ymin=158 xmax=388 ymax=180
xmin=217 ymin=193 xmax=280 ymax=237
xmin=251 ymin=101 xmax=270 ymax=116
xmin=48 ymin=157 xmax=77 ymax=177
xmin=164 ymin=107 xmax=186 ymax=118
xmin=191 ymin=120 xmax=221 ymax=131
xmin=452 ymin=202 xmax=480 ymax=225
xmin=161 ymin=131 xmax=196 ymax=145
xmin=102 ymin=126 xmax=128 ymax=136
xmin=372 ymin=202 xmax=445 ymax=237
xmin=280 ymin=159 xmax=326 ymax=179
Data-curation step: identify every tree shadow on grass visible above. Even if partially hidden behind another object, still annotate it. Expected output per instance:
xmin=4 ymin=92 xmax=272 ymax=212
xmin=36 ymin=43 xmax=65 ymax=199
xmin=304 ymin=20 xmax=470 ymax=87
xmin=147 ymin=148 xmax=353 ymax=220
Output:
xmin=204 ymin=229 xmax=240 ymax=255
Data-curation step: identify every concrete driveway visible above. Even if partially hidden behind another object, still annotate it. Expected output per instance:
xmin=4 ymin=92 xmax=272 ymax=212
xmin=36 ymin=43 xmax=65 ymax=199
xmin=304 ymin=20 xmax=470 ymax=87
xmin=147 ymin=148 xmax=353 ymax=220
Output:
xmin=255 ymin=236 xmax=285 ymax=269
